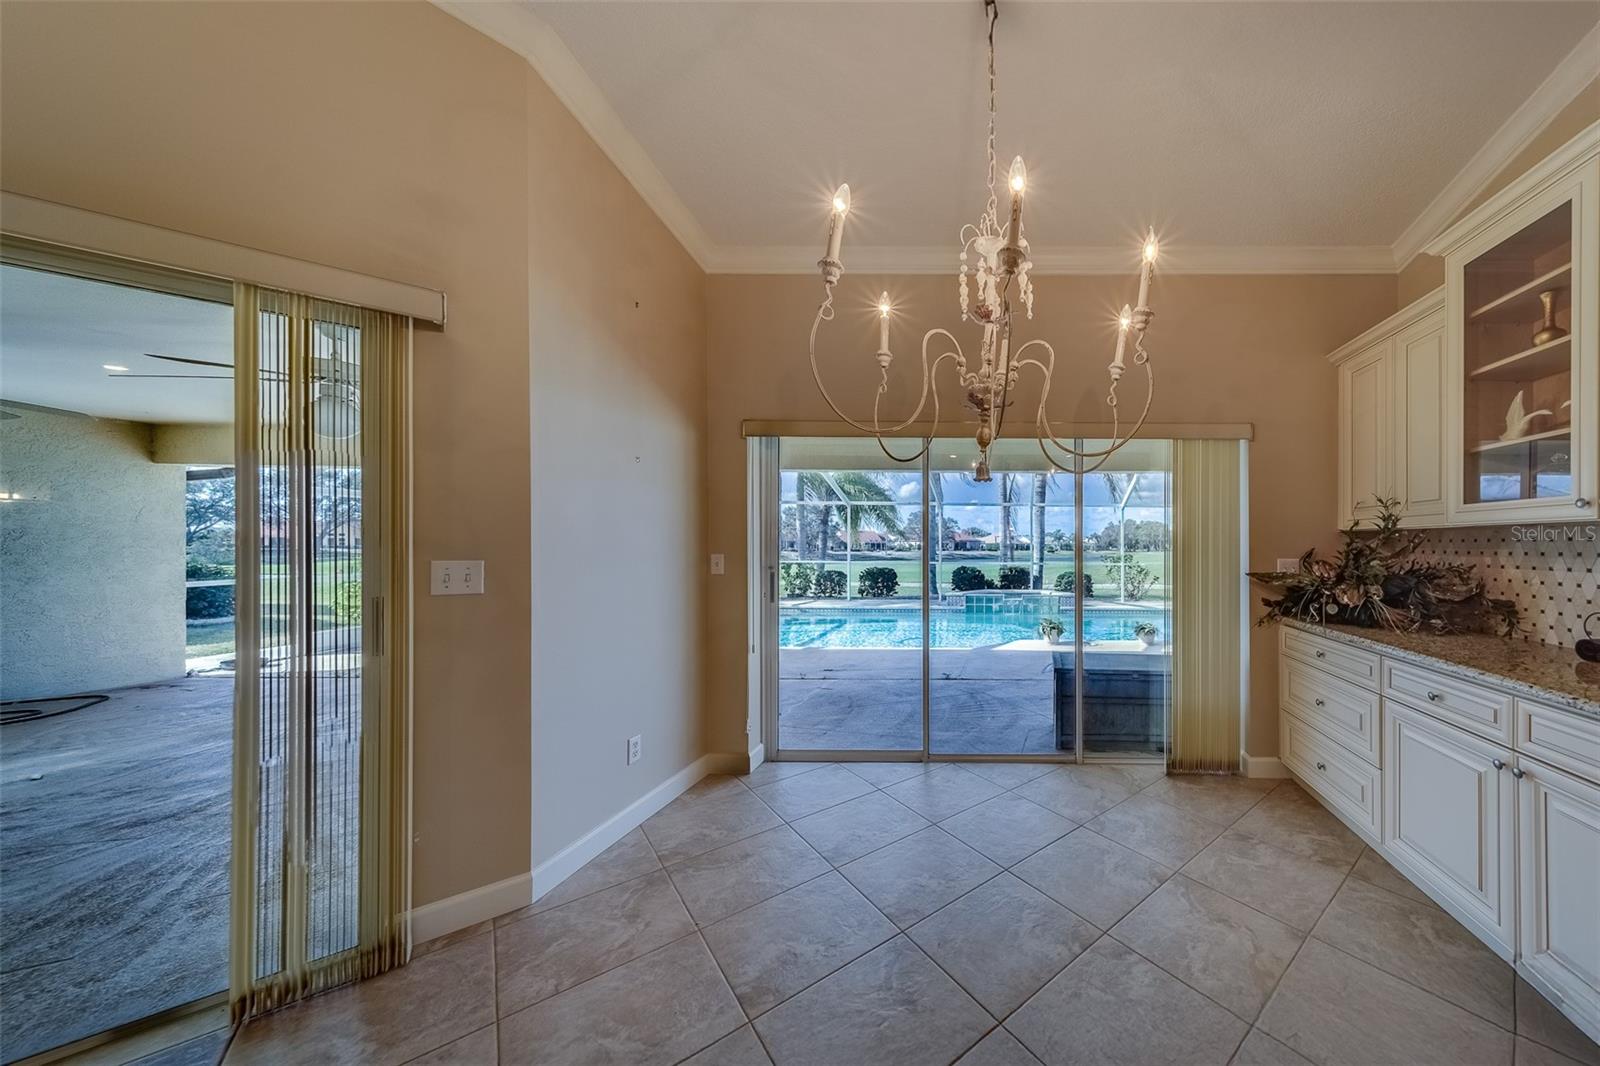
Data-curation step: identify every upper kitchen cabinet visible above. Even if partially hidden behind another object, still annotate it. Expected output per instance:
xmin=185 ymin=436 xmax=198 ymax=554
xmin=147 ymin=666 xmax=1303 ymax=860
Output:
xmin=1428 ymin=131 xmax=1599 ymax=524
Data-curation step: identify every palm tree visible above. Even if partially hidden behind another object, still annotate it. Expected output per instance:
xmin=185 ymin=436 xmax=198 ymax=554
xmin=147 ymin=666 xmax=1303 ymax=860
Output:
xmin=794 ymin=471 xmax=901 ymax=585
xmin=1029 ymin=472 xmax=1047 ymax=588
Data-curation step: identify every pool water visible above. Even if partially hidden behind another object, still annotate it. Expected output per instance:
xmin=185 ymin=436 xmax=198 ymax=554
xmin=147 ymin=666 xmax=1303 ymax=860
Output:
xmin=780 ymin=609 xmax=1162 ymax=649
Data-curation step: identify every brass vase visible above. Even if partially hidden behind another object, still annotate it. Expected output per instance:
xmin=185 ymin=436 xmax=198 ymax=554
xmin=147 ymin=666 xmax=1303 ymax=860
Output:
xmin=1532 ymin=289 xmax=1568 ymax=346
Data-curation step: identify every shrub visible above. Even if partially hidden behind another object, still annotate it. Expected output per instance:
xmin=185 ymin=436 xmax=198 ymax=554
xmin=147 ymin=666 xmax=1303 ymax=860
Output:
xmin=1106 ymin=552 xmax=1157 ymax=600
xmin=813 ymin=569 xmax=847 ymax=598
xmin=998 ymin=565 xmax=1030 ymax=590
xmin=185 ymin=559 xmax=235 ymax=619
xmin=1052 ymin=570 xmax=1095 ymax=597
xmin=779 ymin=563 xmax=814 ymax=597
xmin=950 ymin=565 xmax=992 ymax=592
xmin=857 ymin=566 xmax=899 ymax=598
xmin=333 ymin=580 xmax=364 ymax=625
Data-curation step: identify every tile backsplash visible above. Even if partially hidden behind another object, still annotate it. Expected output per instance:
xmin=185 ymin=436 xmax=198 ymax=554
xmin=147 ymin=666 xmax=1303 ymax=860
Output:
xmin=1412 ymin=525 xmax=1598 ymax=648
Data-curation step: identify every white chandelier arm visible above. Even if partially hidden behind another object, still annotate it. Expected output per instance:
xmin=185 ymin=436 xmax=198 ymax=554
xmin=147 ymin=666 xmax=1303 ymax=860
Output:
xmin=868 ymin=349 xmax=965 ymax=464
xmin=1013 ymin=337 xmax=1156 ymax=460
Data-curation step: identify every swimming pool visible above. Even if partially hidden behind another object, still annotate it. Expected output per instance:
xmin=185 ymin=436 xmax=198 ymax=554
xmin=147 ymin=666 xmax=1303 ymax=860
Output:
xmin=779 ymin=607 xmax=1163 ymax=649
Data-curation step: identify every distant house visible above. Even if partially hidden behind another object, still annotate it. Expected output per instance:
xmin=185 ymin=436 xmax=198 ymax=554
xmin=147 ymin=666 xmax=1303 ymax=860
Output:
xmin=323 ymin=519 xmax=362 ymax=549
xmin=850 ymin=530 xmax=888 ymax=552
xmin=950 ymin=533 xmax=984 ymax=551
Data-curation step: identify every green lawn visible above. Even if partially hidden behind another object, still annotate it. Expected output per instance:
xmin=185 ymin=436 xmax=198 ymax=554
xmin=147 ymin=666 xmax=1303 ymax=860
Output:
xmin=782 ymin=552 xmax=1168 ymax=602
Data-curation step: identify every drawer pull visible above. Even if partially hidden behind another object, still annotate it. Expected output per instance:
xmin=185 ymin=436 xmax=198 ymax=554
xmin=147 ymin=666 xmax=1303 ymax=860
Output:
xmin=1315 ymin=761 xmax=1327 ymax=771
xmin=1426 ymin=690 xmax=1444 ymax=702
xmin=1511 ymin=767 xmax=1525 ymax=779
xmin=1314 ymin=698 xmax=1326 ymax=707
xmin=1314 ymin=651 xmax=1326 ymax=660
xmin=1492 ymin=758 xmax=1505 ymax=770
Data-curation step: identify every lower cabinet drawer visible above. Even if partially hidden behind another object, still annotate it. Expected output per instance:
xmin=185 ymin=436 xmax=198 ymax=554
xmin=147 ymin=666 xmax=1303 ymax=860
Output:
xmin=1516 ymin=699 xmax=1600 ymax=785
xmin=1282 ymin=710 xmax=1381 ymax=838
xmin=1383 ymin=659 xmax=1514 ymax=745
xmin=1281 ymin=656 xmax=1381 ymax=766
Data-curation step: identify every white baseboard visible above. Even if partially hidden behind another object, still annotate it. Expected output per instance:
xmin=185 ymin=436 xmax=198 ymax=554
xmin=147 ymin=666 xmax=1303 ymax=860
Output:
xmin=1242 ymin=753 xmax=1290 ymax=779
xmin=409 ymin=870 xmax=532 ymax=945
xmin=747 ymin=743 xmax=765 ymax=772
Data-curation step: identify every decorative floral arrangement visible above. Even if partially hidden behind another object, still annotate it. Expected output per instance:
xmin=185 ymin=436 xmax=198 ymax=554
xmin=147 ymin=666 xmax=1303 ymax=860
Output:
xmin=1247 ymin=498 xmax=1519 ymax=636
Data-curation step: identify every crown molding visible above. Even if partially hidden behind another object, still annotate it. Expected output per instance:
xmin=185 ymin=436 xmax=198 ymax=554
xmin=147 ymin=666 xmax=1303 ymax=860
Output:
xmin=1391 ymin=19 xmax=1600 ymax=269
xmin=434 ymin=0 xmax=715 ymax=271
xmin=706 ymin=243 xmax=1396 ymax=276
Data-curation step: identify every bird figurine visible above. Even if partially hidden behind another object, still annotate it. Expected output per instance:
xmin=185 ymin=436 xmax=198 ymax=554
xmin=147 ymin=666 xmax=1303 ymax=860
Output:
xmin=1500 ymin=390 xmax=1553 ymax=441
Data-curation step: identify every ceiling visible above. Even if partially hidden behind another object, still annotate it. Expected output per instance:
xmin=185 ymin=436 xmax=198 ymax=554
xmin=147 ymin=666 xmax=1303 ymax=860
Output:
xmin=0 ymin=265 xmax=234 ymax=424
xmin=448 ymin=0 xmax=1600 ymax=272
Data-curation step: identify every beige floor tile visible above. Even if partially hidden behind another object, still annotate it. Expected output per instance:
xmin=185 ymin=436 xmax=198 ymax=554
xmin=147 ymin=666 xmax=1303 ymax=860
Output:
xmin=1257 ymin=939 xmax=1515 ymax=1066
xmin=751 ymin=936 xmax=993 ymax=1066
xmin=1011 ymin=827 xmax=1172 ymax=929
xmin=1013 ymin=765 xmax=1142 ymax=823
xmin=1141 ymin=774 xmax=1279 ymax=827
xmin=962 ymin=761 xmax=1059 ymax=790
xmin=1346 ymin=847 xmax=1437 ymax=908
xmin=510 ymin=827 xmax=660 ymax=919
xmin=908 ymin=873 xmax=1098 ymax=1018
xmin=1518 ymin=977 xmax=1600 ymax=1066
xmin=742 ymin=761 xmax=829 ymax=788
xmin=1087 ymin=793 xmax=1224 ymax=869
xmin=413 ymin=919 xmax=495 ymax=957
xmin=405 ymin=1024 xmax=497 ymax=1065
xmin=681 ymin=1025 xmax=774 ymax=1066
xmin=955 ymin=1027 xmax=1044 ymax=1066
xmin=842 ymin=761 xmax=932 ymax=787
xmin=787 ymin=790 xmax=930 ymax=865
xmin=883 ymin=764 xmax=1006 ymax=821
xmin=494 ymin=869 xmax=693 ymax=1016
xmin=665 ymin=825 xmax=830 ymax=925
xmin=1311 ymin=877 xmax=1513 ymax=1029
xmin=1518 ymin=1038 xmax=1591 ymax=1066
xmin=1229 ymin=783 xmax=1363 ymax=868
xmin=750 ymin=764 xmax=875 ymax=820
xmin=225 ymin=931 xmax=495 ymax=1066
xmin=1007 ymin=937 xmax=1248 ymax=1066
xmin=938 ymin=793 xmax=1075 ymax=867
xmin=1230 ymin=1028 xmax=1312 ymax=1066
xmin=838 ymin=826 xmax=1001 ymax=927
xmin=1180 ymin=831 xmax=1349 ymax=932
xmin=497 ymin=935 xmax=744 ymax=1066
xmin=702 ymin=871 xmax=897 ymax=1018
xmin=641 ymin=784 xmax=783 ymax=865
xmin=1111 ymin=875 xmax=1304 ymax=1021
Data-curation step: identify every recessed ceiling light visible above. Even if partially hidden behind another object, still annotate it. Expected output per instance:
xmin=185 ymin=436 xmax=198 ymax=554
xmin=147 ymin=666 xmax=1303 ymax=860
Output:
xmin=103 ymin=364 xmax=129 ymax=372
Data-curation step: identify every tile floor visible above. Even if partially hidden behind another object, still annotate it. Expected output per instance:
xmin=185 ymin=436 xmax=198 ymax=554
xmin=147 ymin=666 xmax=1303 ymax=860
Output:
xmin=222 ymin=762 xmax=1600 ymax=1066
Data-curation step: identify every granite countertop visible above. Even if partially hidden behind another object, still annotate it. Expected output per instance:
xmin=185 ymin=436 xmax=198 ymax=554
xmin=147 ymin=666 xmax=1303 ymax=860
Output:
xmin=1282 ymin=619 xmax=1600 ymax=720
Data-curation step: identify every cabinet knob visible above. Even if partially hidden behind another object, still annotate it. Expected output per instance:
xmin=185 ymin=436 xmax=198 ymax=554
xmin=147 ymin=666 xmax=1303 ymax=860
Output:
xmin=1576 ymin=498 xmax=1592 ymax=509
xmin=1315 ymin=761 xmax=1327 ymax=771
xmin=1492 ymin=758 xmax=1505 ymax=770
xmin=1511 ymin=767 xmax=1526 ymax=779
xmin=1314 ymin=698 xmax=1326 ymax=707
xmin=1315 ymin=651 xmax=1326 ymax=660
xmin=1426 ymin=690 xmax=1444 ymax=702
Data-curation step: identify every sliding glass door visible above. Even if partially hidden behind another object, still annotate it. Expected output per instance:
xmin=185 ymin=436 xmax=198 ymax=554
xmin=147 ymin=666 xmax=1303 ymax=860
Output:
xmin=762 ymin=436 xmax=1172 ymax=763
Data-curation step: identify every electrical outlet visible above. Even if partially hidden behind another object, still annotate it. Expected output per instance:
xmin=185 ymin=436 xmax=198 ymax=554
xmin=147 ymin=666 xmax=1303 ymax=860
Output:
xmin=431 ymin=560 xmax=485 ymax=596
xmin=627 ymin=735 xmax=642 ymax=765
xmin=709 ymin=553 xmax=725 ymax=575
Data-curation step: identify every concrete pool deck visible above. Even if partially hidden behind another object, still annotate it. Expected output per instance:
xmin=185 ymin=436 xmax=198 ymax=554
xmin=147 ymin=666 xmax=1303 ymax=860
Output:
xmin=779 ymin=644 xmax=1168 ymax=754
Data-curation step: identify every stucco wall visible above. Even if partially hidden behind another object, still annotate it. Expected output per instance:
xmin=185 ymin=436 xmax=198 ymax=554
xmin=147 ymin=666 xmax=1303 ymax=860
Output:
xmin=0 ymin=406 xmax=184 ymax=700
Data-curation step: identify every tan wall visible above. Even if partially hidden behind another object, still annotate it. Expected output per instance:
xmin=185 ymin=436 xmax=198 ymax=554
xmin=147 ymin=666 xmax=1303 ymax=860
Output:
xmin=1397 ymin=75 xmax=1600 ymax=307
xmin=704 ymin=273 xmax=1396 ymax=759
xmin=0 ymin=1 xmax=707 ymax=907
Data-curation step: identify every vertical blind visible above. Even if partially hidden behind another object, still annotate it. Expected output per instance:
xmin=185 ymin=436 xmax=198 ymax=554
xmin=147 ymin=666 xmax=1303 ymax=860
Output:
xmin=1169 ymin=438 xmax=1245 ymax=772
xmin=230 ymin=284 xmax=411 ymax=1020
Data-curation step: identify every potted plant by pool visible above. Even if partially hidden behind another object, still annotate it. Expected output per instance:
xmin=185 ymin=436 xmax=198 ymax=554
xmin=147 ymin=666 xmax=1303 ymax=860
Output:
xmin=1038 ymin=617 xmax=1065 ymax=644
xmin=1134 ymin=621 xmax=1159 ymax=647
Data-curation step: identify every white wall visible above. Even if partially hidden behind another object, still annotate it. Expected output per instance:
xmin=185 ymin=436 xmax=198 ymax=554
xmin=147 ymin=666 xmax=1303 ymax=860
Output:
xmin=0 ymin=406 xmax=184 ymax=699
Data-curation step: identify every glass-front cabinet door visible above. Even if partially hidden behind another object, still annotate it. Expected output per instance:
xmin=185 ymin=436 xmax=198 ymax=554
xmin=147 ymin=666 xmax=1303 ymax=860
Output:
xmin=1443 ymin=156 xmax=1598 ymax=522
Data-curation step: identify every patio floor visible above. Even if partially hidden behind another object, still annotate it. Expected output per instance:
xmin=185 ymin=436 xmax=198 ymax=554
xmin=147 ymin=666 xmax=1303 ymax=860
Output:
xmin=779 ymin=646 xmax=1168 ymax=755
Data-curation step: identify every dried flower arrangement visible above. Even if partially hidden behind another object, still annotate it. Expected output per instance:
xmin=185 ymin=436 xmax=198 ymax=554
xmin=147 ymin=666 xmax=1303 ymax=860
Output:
xmin=1247 ymin=498 xmax=1519 ymax=636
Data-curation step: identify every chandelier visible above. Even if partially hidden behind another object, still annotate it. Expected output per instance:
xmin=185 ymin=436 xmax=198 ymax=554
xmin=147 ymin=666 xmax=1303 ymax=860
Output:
xmin=809 ymin=0 xmax=1160 ymax=482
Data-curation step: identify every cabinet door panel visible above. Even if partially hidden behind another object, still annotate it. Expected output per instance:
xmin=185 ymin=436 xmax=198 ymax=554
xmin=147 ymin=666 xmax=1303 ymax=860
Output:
xmin=1383 ymin=701 xmax=1517 ymax=954
xmin=1342 ymin=342 xmax=1391 ymax=524
xmin=1519 ymin=759 xmax=1600 ymax=1044
xmin=1396 ymin=315 xmax=1446 ymax=522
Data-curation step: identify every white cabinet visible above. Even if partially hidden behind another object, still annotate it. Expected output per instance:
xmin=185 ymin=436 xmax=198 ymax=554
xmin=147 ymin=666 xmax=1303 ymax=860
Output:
xmin=1382 ymin=699 xmax=1518 ymax=957
xmin=1331 ymin=293 xmax=1445 ymax=528
xmin=1518 ymin=758 xmax=1600 ymax=1043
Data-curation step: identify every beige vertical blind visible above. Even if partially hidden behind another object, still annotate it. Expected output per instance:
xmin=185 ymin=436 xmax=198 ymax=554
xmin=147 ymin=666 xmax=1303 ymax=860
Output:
xmin=230 ymin=283 xmax=411 ymax=1021
xmin=1169 ymin=439 xmax=1244 ymax=773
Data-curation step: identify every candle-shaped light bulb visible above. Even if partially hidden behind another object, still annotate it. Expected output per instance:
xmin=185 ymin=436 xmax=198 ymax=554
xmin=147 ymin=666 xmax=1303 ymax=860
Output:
xmin=1136 ymin=228 xmax=1156 ymax=309
xmin=1112 ymin=304 xmax=1131 ymax=371
xmin=825 ymin=183 xmax=851 ymax=262
xmin=1006 ymin=156 xmax=1026 ymax=247
xmin=878 ymin=292 xmax=891 ymax=352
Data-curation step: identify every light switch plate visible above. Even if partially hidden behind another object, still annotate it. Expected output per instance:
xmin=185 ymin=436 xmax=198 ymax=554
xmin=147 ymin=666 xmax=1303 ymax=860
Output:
xmin=431 ymin=560 xmax=485 ymax=596
xmin=710 ymin=553 xmax=725 ymax=575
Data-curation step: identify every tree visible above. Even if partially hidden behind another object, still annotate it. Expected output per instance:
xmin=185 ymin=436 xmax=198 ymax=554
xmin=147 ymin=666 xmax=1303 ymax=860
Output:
xmin=186 ymin=473 xmax=236 ymax=546
xmin=1029 ymin=472 xmax=1048 ymax=588
xmin=792 ymin=471 xmax=899 ymax=585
